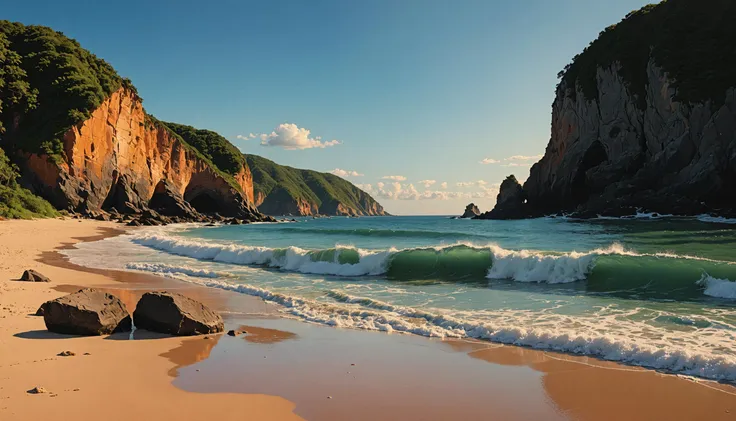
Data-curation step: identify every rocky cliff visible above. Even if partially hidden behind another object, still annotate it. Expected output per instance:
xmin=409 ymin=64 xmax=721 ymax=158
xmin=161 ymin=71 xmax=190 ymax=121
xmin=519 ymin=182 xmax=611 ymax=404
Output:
xmin=19 ymin=87 xmax=263 ymax=221
xmin=0 ymin=20 xmax=270 ymax=222
xmin=245 ymin=154 xmax=387 ymax=216
xmin=483 ymin=0 xmax=736 ymax=219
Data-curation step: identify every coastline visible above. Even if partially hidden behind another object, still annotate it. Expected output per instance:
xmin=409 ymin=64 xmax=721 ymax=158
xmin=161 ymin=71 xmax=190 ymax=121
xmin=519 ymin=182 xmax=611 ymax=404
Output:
xmin=0 ymin=219 xmax=302 ymax=421
xmin=1 ymin=219 xmax=735 ymax=420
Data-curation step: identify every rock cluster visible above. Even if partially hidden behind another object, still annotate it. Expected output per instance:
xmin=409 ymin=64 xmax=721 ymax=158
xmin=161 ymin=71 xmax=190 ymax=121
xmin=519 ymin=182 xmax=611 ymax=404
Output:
xmin=39 ymin=288 xmax=223 ymax=337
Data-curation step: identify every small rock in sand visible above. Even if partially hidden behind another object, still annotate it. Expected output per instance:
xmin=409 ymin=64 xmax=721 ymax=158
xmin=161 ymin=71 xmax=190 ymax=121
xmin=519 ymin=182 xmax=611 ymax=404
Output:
xmin=27 ymin=387 xmax=48 ymax=394
xmin=227 ymin=329 xmax=247 ymax=336
xmin=83 ymin=352 xmax=91 ymax=356
xmin=57 ymin=351 xmax=75 ymax=357
xmin=20 ymin=269 xmax=51 ymax=283
xmin=327 ymin=396 xmax=332 ymax=399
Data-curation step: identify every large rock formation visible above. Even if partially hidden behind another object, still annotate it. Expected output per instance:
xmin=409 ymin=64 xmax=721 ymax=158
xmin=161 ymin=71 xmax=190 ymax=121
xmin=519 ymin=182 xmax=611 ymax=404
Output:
xmin=41 ymin=289 xmax=132 ymax=335
xmin=133 ymin=291 xmax=224 ymax=336
xmin=245 ymin=154 xmax=388 ymax=216
xmin=484 ymin=1 xmax=736 ymax=219
xmin=460 ymin=203 xmax=480 ymax=218
xmin=19 ymin=88 xmax=264 ymax=221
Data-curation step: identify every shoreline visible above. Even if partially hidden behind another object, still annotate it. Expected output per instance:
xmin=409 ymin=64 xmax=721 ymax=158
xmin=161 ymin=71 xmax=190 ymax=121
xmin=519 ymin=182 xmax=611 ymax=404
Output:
xmin=2 ymin=218 xmax=735 ymax=420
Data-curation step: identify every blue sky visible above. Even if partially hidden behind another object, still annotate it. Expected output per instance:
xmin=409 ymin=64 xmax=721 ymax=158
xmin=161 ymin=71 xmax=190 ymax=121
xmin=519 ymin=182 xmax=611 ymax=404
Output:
xmin=5 ymin=0 xmax=651 ymax=215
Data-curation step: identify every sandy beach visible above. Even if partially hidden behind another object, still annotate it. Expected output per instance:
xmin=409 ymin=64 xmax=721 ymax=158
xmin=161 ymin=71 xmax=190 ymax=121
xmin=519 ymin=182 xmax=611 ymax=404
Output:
xmin=1 ymin=219 xmax=735 ymax=421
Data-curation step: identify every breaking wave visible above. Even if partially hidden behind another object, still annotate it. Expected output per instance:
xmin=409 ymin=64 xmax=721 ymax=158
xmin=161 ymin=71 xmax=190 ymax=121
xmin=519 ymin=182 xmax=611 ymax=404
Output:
xmin=131 ymin=233 xmax=736 ymax=298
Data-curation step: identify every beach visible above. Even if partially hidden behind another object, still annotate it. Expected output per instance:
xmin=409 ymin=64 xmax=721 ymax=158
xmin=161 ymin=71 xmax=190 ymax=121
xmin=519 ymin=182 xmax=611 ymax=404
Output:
xmin=1 ymin=219 xmax=735 ymax=421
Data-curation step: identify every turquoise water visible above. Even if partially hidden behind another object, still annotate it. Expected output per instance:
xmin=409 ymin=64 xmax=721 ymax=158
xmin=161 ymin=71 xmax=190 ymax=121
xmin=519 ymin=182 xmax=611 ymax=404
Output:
xmin=65 ymin=215 xmax=736 ymax=381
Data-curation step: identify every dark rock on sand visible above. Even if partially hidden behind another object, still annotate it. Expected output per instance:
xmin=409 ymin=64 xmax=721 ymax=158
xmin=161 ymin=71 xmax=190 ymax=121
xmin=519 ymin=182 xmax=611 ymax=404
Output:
xmin=27 ymin=386 xmax=48 ymax=394
xmin=41 ymin=288 xmax=132 ymax=335
xmin=20 ymin=269 xmax=50 ymax=282
xmin=133 ymin=291 xmax=224 ymax=336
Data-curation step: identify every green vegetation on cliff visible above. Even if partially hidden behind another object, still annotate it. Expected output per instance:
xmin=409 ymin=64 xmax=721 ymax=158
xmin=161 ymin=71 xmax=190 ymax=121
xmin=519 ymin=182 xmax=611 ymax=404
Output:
xmin=163 ymin=122 xmax=247 ymax=176
xmin=0 ymin=147 xmax=58 ymax=219
xmin=244 ymin=154 xmax=385 ymax=216
xmin=0 ymin=20 xmax=131 ymax=160
xmin=558 ymin=0 xmax=736 ymax=108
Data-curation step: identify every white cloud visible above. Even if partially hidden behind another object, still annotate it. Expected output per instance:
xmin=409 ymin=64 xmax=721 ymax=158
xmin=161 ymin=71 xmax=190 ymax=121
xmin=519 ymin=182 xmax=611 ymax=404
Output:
xmin=418 ymin=179 xmax=436 ymax=188
xmin=255 ymin=123 xmax=340 ymax=150
xmin=236 ymin=133 xmax=257 ymax=141
xmin=330 ymin=168 xmax=363 ymax=178
xmin=355 ymin=183 xmax=373 ymax=192
xmin=480 ymin=154 xmax=542 ymax=165
xmin=476 ymin=180 xmax=487 ymax=186
xmin=369 ymin=182 xmax=499 ymax=202
xmin=456 ymin=182 xmax=475 ymax=188
xmin=440 ymin=182 xmax=448 ymax=189
xmin=501 ymin=162 xmax=531 ymax=167
xmin=506 ymin=155 xmax=542 ymax=161
xmin=381 ymin=175 xmax=407 ymax=181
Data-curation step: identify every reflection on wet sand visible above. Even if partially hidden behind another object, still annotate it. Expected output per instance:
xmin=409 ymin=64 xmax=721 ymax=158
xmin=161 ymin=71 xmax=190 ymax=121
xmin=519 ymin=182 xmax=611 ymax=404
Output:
xmin=161 ymin=335 xmax=223 ymax=377
xmin=465 ymin=343 xmax=736 ymax=421
xmin=239 ymin=325 xmax=298 ymax=344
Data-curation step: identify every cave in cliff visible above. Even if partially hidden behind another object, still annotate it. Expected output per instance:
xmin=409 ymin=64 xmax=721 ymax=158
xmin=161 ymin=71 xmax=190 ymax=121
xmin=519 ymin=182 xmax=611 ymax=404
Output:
xmin=570 ymin=140 xmax=608 ymax=204
xmin=188 ymin=193 xmax=221 ymax=214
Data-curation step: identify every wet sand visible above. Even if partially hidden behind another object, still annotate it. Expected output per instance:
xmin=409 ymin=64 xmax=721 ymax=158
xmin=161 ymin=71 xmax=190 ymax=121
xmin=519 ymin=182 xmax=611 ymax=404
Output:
xmin=2 ymin=218 xmax=735 ymax=420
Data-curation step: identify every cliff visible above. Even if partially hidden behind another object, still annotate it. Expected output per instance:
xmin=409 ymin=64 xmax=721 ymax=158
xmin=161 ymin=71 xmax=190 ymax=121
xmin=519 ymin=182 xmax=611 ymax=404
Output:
xmin=483 ymin=0 xmax=736 ymax=219
xmin=244 ymin=154 xmax=387 ymax=216
xmin=20 ymin=87 xmax=263 ymax=220
xmin=0 ymin=21 xmax=267 ymax=222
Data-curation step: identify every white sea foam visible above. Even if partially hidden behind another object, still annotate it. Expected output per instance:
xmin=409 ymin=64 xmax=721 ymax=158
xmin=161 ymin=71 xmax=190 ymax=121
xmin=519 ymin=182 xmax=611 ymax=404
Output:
xmin=165 ymin=275 xmax=736 ymax=382
xmin=125 ymin=262 xmax=225 ymax=278
xmin=697 ymin=214 xmax=736 ymax=225
xmin=698 ymin=274 xmax=736 ymax=299
xmin=132 ymin=234 xmax=392 ymax=277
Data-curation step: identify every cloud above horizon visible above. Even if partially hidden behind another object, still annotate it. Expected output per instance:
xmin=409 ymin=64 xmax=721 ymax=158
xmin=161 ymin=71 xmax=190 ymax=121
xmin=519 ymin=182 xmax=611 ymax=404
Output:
xmin=358 ymin=182 xmax=500 ymax=201
xmin=381 ymin=175 xmax=407 ymax=181
xmin=330 ymin=168 xmax=363 ymax=178
xmin=480 ymin=154 xmax=542 ymax=165
xmin=418 ymin=179 xmax=436 ymax=188
xmin=250 ymin=123 xmax=341 ymax=150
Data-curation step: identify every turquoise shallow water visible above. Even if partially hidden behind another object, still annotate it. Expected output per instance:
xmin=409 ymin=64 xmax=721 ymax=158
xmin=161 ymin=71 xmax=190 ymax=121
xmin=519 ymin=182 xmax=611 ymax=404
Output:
xmin=64 ymin=215 xmax=736 ymax=381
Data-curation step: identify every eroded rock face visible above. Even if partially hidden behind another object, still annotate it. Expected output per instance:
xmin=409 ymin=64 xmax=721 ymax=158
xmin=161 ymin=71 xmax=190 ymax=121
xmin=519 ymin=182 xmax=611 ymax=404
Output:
xmin=133 ymin=291 xmax=224 ymax=336
xmin=461 ymin=203 xmax=480 ymax=218
xmin=18 ymin=87 xmax=262 ymax=220
xmin=488 ymin=60 xmax=736 ymax=218
xmin=41 ymin=288 xmax=132 ymax=335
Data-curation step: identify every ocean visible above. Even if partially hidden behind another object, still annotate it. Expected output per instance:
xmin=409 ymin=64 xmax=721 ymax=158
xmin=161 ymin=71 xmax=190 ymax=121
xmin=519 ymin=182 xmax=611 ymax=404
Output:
xmin=63 ymin=215 xmax=736 ymax=382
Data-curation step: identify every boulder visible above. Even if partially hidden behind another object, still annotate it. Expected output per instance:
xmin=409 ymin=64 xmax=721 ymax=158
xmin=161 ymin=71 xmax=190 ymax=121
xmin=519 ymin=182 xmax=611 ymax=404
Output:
xmin=133 ymin=291 xmax=224 ymax=336
xmin=461 ymin=203 xmax=480 ymax=218
xmin=20 ymin=269 xmax=50 ymax=282
xmin=41 ymin=288 xmax=132 ymax=335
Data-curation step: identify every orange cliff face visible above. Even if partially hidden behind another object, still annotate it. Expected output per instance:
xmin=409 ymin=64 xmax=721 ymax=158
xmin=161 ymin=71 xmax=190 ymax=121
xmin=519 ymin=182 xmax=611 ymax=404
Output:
xmin=23 ymin=87 xmax=260 ymax=218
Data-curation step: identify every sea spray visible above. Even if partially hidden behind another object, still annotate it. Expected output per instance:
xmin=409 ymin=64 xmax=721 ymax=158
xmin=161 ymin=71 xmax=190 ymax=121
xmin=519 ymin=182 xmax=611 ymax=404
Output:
xmin=698 ymin=273 xmax=736 ymax=299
